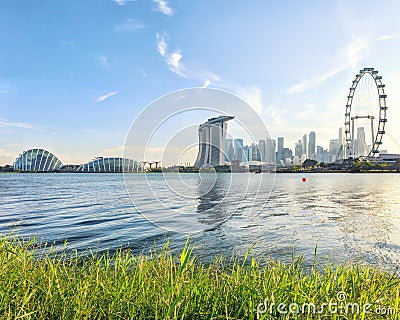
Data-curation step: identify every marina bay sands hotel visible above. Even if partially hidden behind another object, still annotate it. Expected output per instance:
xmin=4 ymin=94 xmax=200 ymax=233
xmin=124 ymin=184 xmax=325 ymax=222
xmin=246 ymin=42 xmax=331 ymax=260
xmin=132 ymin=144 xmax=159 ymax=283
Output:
xmin=194 ymin=115 xmax=234 ymax=167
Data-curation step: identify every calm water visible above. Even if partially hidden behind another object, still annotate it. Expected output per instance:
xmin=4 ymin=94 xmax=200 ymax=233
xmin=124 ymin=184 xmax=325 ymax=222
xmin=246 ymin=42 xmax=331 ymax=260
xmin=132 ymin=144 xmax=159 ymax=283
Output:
xmin=0 ymin=172 xmax=399 ymax=270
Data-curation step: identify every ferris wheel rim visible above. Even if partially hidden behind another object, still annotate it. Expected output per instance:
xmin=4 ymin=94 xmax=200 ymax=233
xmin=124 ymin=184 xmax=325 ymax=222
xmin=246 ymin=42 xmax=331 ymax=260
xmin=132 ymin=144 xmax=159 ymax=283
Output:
xmin=344 ymin=67 xmax=387 ymax=158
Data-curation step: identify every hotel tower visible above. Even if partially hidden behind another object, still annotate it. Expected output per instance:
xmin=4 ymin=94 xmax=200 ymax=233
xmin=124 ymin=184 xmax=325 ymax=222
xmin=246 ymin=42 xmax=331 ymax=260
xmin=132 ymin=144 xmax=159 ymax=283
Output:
xmin=194 ymin=115 xmax=234 ymax=167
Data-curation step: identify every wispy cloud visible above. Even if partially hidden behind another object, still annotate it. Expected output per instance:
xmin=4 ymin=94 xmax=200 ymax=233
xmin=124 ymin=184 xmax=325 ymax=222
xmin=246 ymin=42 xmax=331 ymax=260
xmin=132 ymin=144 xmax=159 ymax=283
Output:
xmin=344 ymin=35 xmax=368 ymax=68
xmin=298 ymin=103 xmax=316 ymax=119
xmin=155 ymin=33 xmax=219 ymax=84
xmin=97 ymin=55 xmax=111 ymax=70
xmin=236 ymin=86 xmax=265 ymax=114
xmin=60 ymin=40 xmax=74 ymax=46
xmin=113 ymin=0 xmax=126 ymax=5
xmin=115 ymin=18 xmax=145 ymax=31
xmin=287 ymin=35 xmax=368 ymax=94
xmin=0 ymin=119 xmax=38 ymax=130
xmin=287 ymin=81 xmax=309 ymax=94
xmin=377 ymin=34 xmax=399 ymax=41
xmin=0 ymin=89 xmax=8 ymax=94
xmin=201 ymin=79 xmax=210 ymax=88
xmin=156 ymin=33 xmax=167 ymax=56
xmin=287 ymin=65 xmax=347 ymax=94
xmin=140 ymin=69 xmax=149 ymax=78
xmin=153 ymin=0 xmax=174 ymax=16
xmin=266 ymin=104 xmax=288 ymax=126
xmin=166 ymin=51 xmax=187 ymax=78
xmin=96 ymin=91 xmax=119 ymax=102
xmin=156 ymin=33 xmax=187 ymax=78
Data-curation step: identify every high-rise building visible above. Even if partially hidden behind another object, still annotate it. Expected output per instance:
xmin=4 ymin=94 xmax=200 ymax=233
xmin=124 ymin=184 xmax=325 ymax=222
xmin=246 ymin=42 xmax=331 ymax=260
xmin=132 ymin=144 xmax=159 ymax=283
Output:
xmin=277 ymin=137 xmax=284 ymax=164
xmin=243 ymin=145 xmax=251 ymax=162
xmin=295 ymin=140 xmax=303 ymax=156
xmin=308 ymin=131 xmax=316 ymax=160
xmin=283 ymin=148 xmax=292 ymax=160
xmin=316 ymin=146 xmax=323 ymax=163
xmin=258 ymin=140 xmax=266 ymax=162
xmin=302 ymin=134 xmax=308 ymax=157
xmin=316 ymin=146 xmax=330 ymax=163
xmin=251 ymin=143 xmax=261 ymax=161
xmin=265 ymin=138 xmax=276 ymax=164
xmin=329 ymin=139 xmax=340 ymax=162
xmin=338 ymin=127 xmax=345 ymax=159
xmin=355 ymin=127 xmax=367 ymax=157
xmin=225 ymin=139 xmax=234 ymax=162
xmin=234 ymin=139 xmax=244 ymax=162
xmin=194 ymin=115 xmax=234 ymax=167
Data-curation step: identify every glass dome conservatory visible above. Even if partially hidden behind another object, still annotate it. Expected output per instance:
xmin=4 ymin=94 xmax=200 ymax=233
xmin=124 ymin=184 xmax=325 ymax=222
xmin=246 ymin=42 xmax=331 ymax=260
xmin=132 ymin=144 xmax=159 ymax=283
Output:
xmin=14 ymin=148 xmax=63 ymax=172
xmin=77 ymin=157 xmax=143 ymax=172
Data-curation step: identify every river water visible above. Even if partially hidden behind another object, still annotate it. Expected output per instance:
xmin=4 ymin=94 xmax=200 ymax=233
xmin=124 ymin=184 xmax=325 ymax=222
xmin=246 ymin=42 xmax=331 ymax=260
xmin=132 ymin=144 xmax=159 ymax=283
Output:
xmin=0 ymin=172 xmax=399 ymax=270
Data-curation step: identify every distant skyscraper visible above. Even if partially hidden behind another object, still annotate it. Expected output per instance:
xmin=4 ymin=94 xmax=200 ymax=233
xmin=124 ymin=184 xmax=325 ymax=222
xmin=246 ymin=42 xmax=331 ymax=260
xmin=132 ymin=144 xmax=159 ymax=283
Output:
xmin=316 ymin=146 xmax=324 ymax=163
xmin=338 ymin=127 xmax=345 ymax=159
xmin=355 ymin=127 xmax=367 ymax=157
xmin=295 ymin=140 xmax=302 ymax=157
xmin=265 ymin=138 xmax=276 ymax=164
xmin=258 ymin=140 xmax=266 ymax=162
xmin=251 ymin=143 xmax=261 ymax=161
xmin=283 ymin=148 xmax=292 ymax=160
xmin=225 ymin=139 xmax=234 ymax=162
xmin=277 ymin=137 xmax=284 ymax=163
xmin=243 ymin=145 xmax=250 ymax=162
xmin=194 ymin=115 xmax=234 ymax=167
xmin=329 ymin=139 xmax=340 ymax=162
xmin=308 ymin=131 xmax=316 ymax=160
xmin=302 ymin=134 xmax=308 ymax=157
xmin=234 ymin=139 xmax=244 ymax=162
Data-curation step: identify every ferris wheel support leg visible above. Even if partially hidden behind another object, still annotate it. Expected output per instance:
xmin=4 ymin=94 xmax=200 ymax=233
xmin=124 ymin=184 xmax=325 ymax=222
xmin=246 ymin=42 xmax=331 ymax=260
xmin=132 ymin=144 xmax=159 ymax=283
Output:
xmin=370 ymin=118 xmax=375 ymax=154
xmin=351 ymin=119 xmax=355 ymax=157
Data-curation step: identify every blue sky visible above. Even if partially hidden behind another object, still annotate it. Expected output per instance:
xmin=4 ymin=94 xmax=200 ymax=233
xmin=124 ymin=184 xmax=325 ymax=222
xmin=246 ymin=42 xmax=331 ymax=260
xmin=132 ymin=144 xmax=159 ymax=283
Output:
xmin=1 ymin=0 xmax=400 ymax=165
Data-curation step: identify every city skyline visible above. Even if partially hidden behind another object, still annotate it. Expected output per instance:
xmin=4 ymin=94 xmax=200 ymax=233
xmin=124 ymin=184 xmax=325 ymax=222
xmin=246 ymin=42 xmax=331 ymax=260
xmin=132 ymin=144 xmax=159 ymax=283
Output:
xmin=2 ymin=1 xmax=400 ymax=165
xmin=1 ymin=120 xmax=391 ymax=167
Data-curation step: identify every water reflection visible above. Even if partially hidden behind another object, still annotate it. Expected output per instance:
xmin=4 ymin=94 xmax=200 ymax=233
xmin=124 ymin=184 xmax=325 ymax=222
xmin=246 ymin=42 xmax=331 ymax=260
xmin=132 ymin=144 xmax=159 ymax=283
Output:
xmin=196 ymin=174 xmax=230 ymax=229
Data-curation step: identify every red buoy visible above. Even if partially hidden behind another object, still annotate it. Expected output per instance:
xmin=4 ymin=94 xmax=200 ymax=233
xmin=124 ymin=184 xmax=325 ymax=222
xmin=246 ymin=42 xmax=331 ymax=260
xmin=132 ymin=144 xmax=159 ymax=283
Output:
xmin=302 ymin=177 xmax=307 ymax=182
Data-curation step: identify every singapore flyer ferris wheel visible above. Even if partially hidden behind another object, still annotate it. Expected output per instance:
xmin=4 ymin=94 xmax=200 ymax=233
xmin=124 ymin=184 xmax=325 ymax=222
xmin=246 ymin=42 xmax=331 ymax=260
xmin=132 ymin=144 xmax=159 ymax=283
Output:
xmin=344 ymin=67 xmax=388 ymax=158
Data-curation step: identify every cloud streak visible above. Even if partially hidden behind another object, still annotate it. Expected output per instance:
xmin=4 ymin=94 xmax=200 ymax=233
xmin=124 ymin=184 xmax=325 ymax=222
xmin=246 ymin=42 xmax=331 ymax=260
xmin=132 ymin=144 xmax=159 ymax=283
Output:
xmin=287 ymin=65 xmax=347 ymax=94
xmin=287 ymin=35 xmax=368 ymax=94
xmin=156 ymin=34 xmax=187 ymax=77
xmin=155 ymin=33 xmax=220 ymax=84
xmin=153 ymin=0 xmax=174 ymax=16
xmin=115 ymin=18 xmax=145 ymax=31
xmin=60 ymin=40 xmax=74 ymax=46
xmin=166 ymin=51 xmax=187 ymax=78
xmin=98 ymin=55 xmax=111 ymax=70
xmin=201 ymin=80 xmax=210 ymax=88
xmin=377 ymin=34 xmax=399 ymax=41
xmin=96 ymin=91 xmax=119 ymax=102
xmin=156 ymin=33 xmax=167 ymax=56
xmin=0 ymin=119 xmax=38 ymax=130
xmin=298 ymin=103 xmax=316 ymax=119
xmin=113 ymin=0 xmax=126 ymax=5
xmin=236 ymin=86 xmax=265 ymax=114
xmin=266 ymin=104 xmax=288 ymax=126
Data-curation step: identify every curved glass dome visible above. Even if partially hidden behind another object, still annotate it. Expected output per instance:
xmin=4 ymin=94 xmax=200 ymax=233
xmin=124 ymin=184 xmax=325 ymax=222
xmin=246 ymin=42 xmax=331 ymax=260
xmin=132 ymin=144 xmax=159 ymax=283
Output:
xmin=77 ymin=157 xmax=143 ymax=172
xmin=14 ymin=148 xmax=63 ymax=172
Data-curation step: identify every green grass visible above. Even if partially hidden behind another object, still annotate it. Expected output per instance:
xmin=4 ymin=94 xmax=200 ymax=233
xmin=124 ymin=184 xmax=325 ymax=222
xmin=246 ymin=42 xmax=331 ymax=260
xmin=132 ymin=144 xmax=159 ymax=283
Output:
xmin=0 ymin=237 xmax=399 ymax=319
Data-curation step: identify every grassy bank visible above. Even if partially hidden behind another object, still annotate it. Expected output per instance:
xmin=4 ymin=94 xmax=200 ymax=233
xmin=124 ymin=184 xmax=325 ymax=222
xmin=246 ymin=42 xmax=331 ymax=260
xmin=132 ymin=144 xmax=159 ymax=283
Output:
xmin=1 ymin=238 xmax=399 ymax=319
